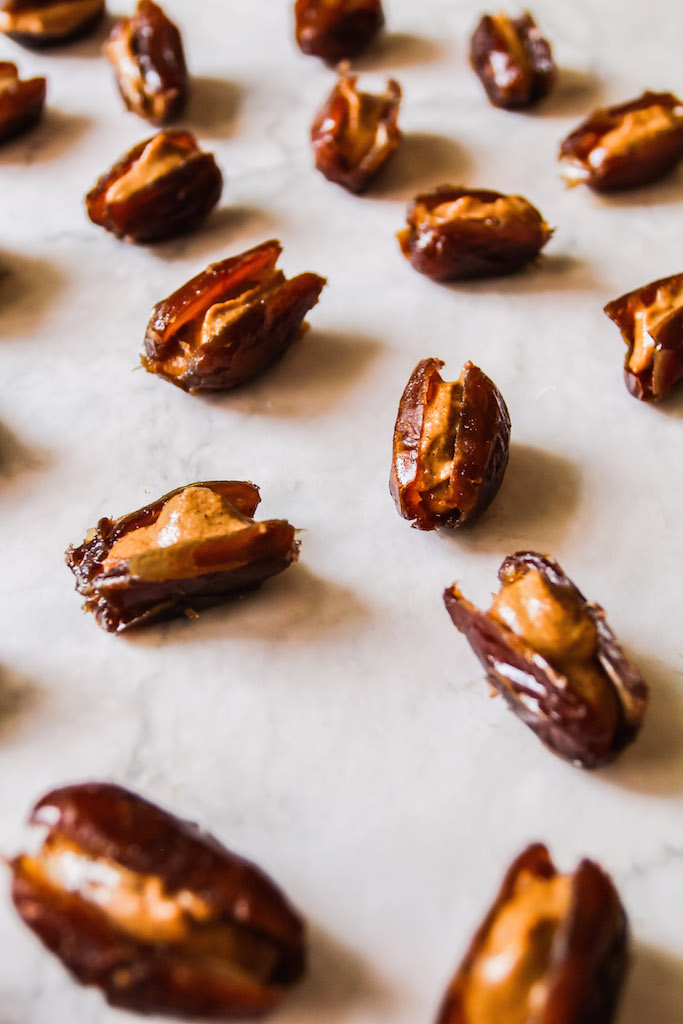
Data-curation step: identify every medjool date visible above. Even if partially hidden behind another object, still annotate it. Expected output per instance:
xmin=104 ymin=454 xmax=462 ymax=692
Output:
xmin=295 ymin=0 xmax=384 ymax=63
xmin=470 ymin=11 xmax=555 ymax=110
xmin=0 ymin=0 xmax=105 ymax=47
xmin=0 ymin=62 xmax=46 ymax=144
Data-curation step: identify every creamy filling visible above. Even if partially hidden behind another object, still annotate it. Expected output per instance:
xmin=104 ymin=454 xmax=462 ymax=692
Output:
xmin=417 ymin=376 xmax=461 ymax=512
xmin=427 ymin=195 xmax=532 ymax=227
xmin=628 ymin=280 xmax=683 ymax=374
xmin=104 ymin=134 xmax=188 ymax=204
xmin=0 ymin=71 xmax=16 ymax=94
xmin=0 ymin=0 xmax=103 ymax=36
xmin=337 ymin=76 xmax=390 ymax=165
xmin=587 ymin=104 xmax=683 ymax=169
xmin=490 ymin=12 xmax=528 ymax=86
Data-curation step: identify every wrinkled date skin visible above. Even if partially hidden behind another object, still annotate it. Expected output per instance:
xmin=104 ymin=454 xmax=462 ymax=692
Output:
xmin=142 ymin=240 xmax=326 ymax=392
xmin=443 ymin=552 xmax=648 ymax=767
xmin=398 ymin=186 xmax=552 ymax=281
xmin=104 ymin=0 xmax=188 ymax=125
xmin=470 ymin=11 xmax=556 ymax=109
xmin=11 ymin=782 xmax=306 ymax=1019
xmin=65 ymin=481 xmax=300 ymax=633
xmin=436 ymin=843 xmax=629 ymax=1024
xmin=390 ymin=359 xmax=511 ymax=530
xmin=559 ymin=91 xmax=683 ymax=191
xmin=295 ymin=0 xmax=384 ymax=63
xmin=0 ymin=62 xmax=46 ymax=144
xmin=604 ymin=271 xmax=683 ymax=402
xmin=0 ymin=0 xmax=104 ymax=47
xmin=311 ymin=68 xmax=401 ymax=193
xmin=85 ymin=130 xmax=223 ymax=243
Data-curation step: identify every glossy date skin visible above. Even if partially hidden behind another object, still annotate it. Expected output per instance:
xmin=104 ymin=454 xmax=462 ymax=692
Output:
xmin=443 ymin=552 xmax=648 ymax=767
xmin=295 ymin=0 xmax=384 ymax=63
xmin=65 ymin=481 xmax=300 ymax=633
xmin=104 ymin=0 xmax=188 ymax=125
xmin=86 ymin=130 xmax=223 ymax=243
xmin=142 ymin=240 xmax=326 ymax=392
xmin=390 ymin=359 xmax=511 ymax=530
xmin=0 ymin=62 xmax=46 ymax=144
xmin=604 ymin=271 xmax=683 ymax=402
xmin=559 ymin=91 xmax=683 ymax=191
xmin=11 ymin=782 xmax=306 ymax=1019
xmin=398 ymin=186 xmax=552 ymax=281
xmin=0 ymin=0 xmax=105 ymax=47
xmin=470 ymin=11 xmax=556 ymax=110
xmin=311 ymin=69 xmax=401 ymax=193
xmin=436 ymin=843 xmax=629 ymax=1024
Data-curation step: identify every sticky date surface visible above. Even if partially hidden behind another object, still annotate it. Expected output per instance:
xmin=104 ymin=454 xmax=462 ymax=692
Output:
xmin=11 ymin=782 xmax=306 ymax=1019
xmin=0 ymin=0 xmax=105 ymax=46
xmin=0 ymin=61 xmax=46 ymax=143
xmin=295 ymin=0 xmax=384 ymax=63
xmin=470 ymin=11 xmax=556 ymax=109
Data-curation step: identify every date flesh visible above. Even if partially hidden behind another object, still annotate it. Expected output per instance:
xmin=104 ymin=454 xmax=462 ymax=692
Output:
xmin=604 ymin=271 xmax=683 ymax=401
xmin=11 ymin=782 xmax=306 ymax=1019
xmin=436 ymin=843 xmax=629 ymax=1024
xmin=0 ymin=0 xmax=105 ymax=47
xmin=142 ymin=240 xmax=326 ymax=392
xmin=65 ymin=481 xmax=300 ymax=633
xmin=559 ymin=91 xmax=683 ymax=191
xmin=470 ymin=11 xmax=555 ymax=110
xmin=390 ymin=359 xmax=511 ymax=530
xmin=0 ymin=62 xmax=46 ymax=144
xmin=398 ymin=186 xmax=552 ymax=281
xmin=295 ymin=0 xmax=384 ymax=63
xmin=311 ymin=68 xmax=401 ymax=193
xmin=443 ymin=552 xmax=648 ymax=767
xmin=86 ymin=130 xmax=223 ymax=243
xmin=104 ymin=0 xmax=188 ymax=125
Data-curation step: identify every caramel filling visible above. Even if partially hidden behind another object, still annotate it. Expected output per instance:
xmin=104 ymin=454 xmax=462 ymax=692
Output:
xmin=464 ymin=870 xmax=572 ymax=1024
xmin=336 ymin=76 xmax=390 ymax=165
xmin=588 ymin=104 xmax=683 ymax=169
xmin=629 ymin=280 xmax=683 ymax=374
xmin=427 ymin=195 xmax=532 ymax=228
xmin=0 ymin=0 xmax=103 ymax=36
xmin=104 ymin=134 xmax=188 ymax=204
xmin=417 ymin=375 xmax=461 ymax=513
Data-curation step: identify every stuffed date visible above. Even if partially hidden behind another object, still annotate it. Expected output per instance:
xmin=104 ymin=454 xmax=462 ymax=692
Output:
xmin=470 ymin=11 xmax=556 ymax=110
xmin=0 ymin=0 xmax=104 ymax=46
xmin=0 ymin=62 xmax=46 ymax=144
xmin=294 ymin=0 xmax=384 ymax=63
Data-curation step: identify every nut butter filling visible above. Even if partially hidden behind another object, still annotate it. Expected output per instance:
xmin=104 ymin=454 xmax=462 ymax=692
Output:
xmin=489 ymin=12 xmax=528 ymax=85
xmin=427 ymin=195 xmax=535 ymax=228
xmin=0 ymin=0 xmax=103 ymax=36
xmin=587 ymin=104 xmax=683 ymax=170
xmin=416 ymin=375 xmax=462 ymax=512
xmin=104 ymin=134 xmax=190 ymax=204
xmin=336 ymin=75 xmax=392 ymax=164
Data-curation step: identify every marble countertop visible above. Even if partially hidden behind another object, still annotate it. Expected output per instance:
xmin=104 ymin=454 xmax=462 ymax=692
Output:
xmin=1 ymin=1 xmax=681 ymax=1021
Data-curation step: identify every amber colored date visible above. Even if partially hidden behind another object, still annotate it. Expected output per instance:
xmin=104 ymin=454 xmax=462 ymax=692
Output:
xmin=559 ymin=91 xmax=683 ymax=191
xmin=398 ymin=186 xmax=552 ymax=281
xmin=0 ymin=0 xmax=105 ymax=47
xmin=11 ymin=782 xmax=306 ymax=1019
xmin=470 ymin=10 xmax=555 ymax=109
xmin=65 ymin=481 xmax=300 ymax=633
xmin=605 ymin=272 xmax=683 ymax=402
xmin=390 ymin=359 xmax=510 ymax=531
xmin=142 ymin=240 xmax=326 ymax=392
xmin=436 ymin=843 xmax=629 ymax=1024
xmin=104 ymin=0 xmax=188 ymax=125
xmin=443 ymin=552 xmax=648 ymax=767
xmin=311 ymin=67 xmax=401 ymax=193
xmin=295 ymin=0 xmax=384 ymax=63
xmin=85 ymin=130 xmax=223 ymax=243
xmin=0 ymin=62 xmax=46 ymax=144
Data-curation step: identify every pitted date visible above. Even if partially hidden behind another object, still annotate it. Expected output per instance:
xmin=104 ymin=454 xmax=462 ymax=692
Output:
xmin=390 ymin=359 xmax=510 ymax=530
xmin=443 ymin=552 xmax=648 ymax=767
xmin=0 ymin=0 xmax=104 ymax=47
xmin=559 ymin=91 xmax=683 ymax=191
xmin=11 ymin=782 xmax=306 ymax=1019
xmin=65 ymin=481 xmax=300 ymax=633
xmin=436 ymin=843 xmax=629 ymax=1024
xmin=311 ymin=67 xmax=401 ymax=193
xmin=295 ymin=0 xmax=384 ymax=63
xmin=604 ymin=271 xmax=683 ymax=401
xmin=104 ymin=1 xmax=188 ymax=125
xmin=86 ymin=130 xmax=222 ymax=243
xmin=0 ymin=62 xmax=46 ymax=144
xmin=142 ymin=240 xmax=326 ymax=392
xmin=397 ymin=186 xmax=552 ymax=281
xmin=470 ymin=11 xmax=555 ymax=110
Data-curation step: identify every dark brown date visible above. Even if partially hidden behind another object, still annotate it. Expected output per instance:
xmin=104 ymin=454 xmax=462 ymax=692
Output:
xmin=104 ymin=0 xmax=188 ymax=125
xmin=604 ymin=271 xmax=683 ymax=402
xmin=390 ymin=359 xmax=510 ymax=530
xmin=398 ymin=186 xmax=552 ymax=281
xmin=0 ymin=0 xmax=104 ymax=47
xmin=142 ymin=240 xmax=326 ymax=392
xmin=295 ymin=0 xmax=384 ymax=63
xmin=443 ymin=552 xmax=648 ymax=767
xmin=559 ymin=91 xmax=683 ymax=191
xmin=311 ymin=67 xmax=401 ymax=193
xmin=470 ymin=11 xmax=555 ymax=110
xmin=0 ymin=62 xmax=46 ymax=144
xmin=11 ymin=782 xmax=306 ymax=1019
xmin=436 ymin=843 xmax=629 ymax=1024
xmin=65 ymin=481 xmax=300 ymax=633
xmin=85 ymin=130 xmax=222 ymax=243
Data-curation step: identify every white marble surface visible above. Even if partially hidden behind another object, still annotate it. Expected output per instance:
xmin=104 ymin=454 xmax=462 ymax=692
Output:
xmin=1 ymin=1 xmax=682 ymax=1021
